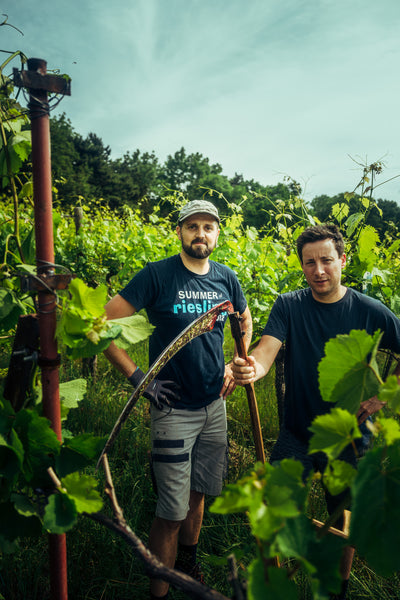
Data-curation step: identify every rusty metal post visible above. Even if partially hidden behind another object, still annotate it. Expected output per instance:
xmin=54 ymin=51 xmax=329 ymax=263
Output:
xmin=27 ymin=57 xmax=68 ymax=600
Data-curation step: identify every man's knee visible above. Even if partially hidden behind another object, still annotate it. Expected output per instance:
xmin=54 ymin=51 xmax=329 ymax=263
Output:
xmin=153 ymin=515 xmax=184 ymax=535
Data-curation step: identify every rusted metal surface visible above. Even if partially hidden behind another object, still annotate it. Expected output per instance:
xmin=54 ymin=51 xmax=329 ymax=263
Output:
xmin=26 ymin=57 xmax=68 ymax=600
xmin=13 ymin=65 xmax=71 ymax=95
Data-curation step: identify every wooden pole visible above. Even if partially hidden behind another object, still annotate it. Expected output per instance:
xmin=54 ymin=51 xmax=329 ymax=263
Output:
xmin=229 ymin=312 xmax=265 ymax=463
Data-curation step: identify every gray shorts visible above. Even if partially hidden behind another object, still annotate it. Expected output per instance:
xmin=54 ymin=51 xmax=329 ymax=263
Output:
xmin=150 ymin=396 xmax=228 ymax=521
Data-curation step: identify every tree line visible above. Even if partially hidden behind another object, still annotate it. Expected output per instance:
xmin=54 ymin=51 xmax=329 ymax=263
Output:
xmin=49 ymin=113 xmax=400 ymax=234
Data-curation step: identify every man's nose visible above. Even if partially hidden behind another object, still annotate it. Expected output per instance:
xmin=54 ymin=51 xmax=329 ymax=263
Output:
xmin=314 ymin=262 xmax=325 ymax=275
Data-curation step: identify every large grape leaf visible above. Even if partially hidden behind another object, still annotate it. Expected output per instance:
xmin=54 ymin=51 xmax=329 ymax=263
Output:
xmin=14 ymin=410 xmax=60 ymax=483
xmin=61 ymin=472 xmax=103 ymax=513
xmin=210 ymin=477 xmax=264 ymax=515
xmin=308 ymin=408 xmax=361 ymax=460
xmin=318 ymin=330 xmax=382 ymax=413
xmin=0 ymin=288 xmax=24 ymax=332
xmin=247 ymin=559 xmax=298 ymax=600
xmin=43 ymin=492 xmax=77 ymax=534
xmin=370 ymin=417 xmax=400 ymax=445
xmin=67 ymin=278 xmax=108 ymax=317
xmin=0 ymin=430 xmax=24 ymax=479
xmin=111 ymin=314 xmax=155 ymax=350
xmin=59 ymin=378 xmax=87 ymax=412
xmin=350 ymin=442 xmax=400 ymax=575
xmin=357 ymin=226 xmax=379 ymax=272
xmin=11 ymin=493 xmax=41 ymax=518
xmin=273 ymin=512 xmax=344 ymax=595
xmin=322 ymin=459 xmax=357 ymax=496
xmin=379 ymin=375 xmax=400 ymax=413
xmin=56 ymin=434 xmax=107 ymax=477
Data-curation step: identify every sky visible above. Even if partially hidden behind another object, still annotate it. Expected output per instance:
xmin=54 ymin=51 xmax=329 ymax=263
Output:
xmin=2 ymin=0 xmax=400 ymax=204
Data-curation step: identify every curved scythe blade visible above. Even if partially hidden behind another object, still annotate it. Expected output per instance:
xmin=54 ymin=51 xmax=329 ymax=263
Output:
xmin=97 ymin=300 xmax=233 ymax=468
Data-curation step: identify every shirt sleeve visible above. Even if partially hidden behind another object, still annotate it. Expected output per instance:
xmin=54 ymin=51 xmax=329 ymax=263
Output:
xmin=262 ymin=295 xmax=288 ymax=342
xmin=118 ymin=264 xmax=157 ymax=312
xmin=378 ymin=305 xmax=400 ymax=354
xmin=230 ymin=272 xmax=248 ymax=315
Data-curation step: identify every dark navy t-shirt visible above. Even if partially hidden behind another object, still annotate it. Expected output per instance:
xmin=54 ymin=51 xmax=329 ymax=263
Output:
xmin=263 ymin=287 xmax=400 ymax=442
xmin=119 ymin=254 xmax=247 ymax=409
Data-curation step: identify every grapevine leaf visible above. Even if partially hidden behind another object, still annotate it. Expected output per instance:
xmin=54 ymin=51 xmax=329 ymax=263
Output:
xmin=56 ymin=434 xmax=107 ymax=477
xmin=248 ymin=461 xmax=307 ymax=543
xmin=370 ymin=417 xmax=400 ymax=445
xmin=111 ymin=314 xmax=155 ymax=350
xmin=350 ymin=442 xmax=400 ymax=575
xmin=68 ymin=278 xmax=107 ymax=317
xmin=379 ymin=375 xmax=400 ymax=412
xmin=210 ymin=479 xmax=264 ymax=515
xmin=322 ymin=459 xmax=357 ymax=496
xmin=0 ymin=400 xmax=15 ymax=435
xmin=306 ymin=534 xmax=344 ymax=596
xmin=11 ymin=493 xmax=40 ymax=518
xmin=345 ymin=212 xmax=363 ymax=237
xmin=266 ymin=459 xmax=308 ymax=515
xmin=43 ymin=492 xmax=77 ymax=534
xmin=65 ymin=433 xmax=107 ymax=459
xmin=20 ymin=227 xmax=36 ymax=265
xmin=357 ymin=226 xmax=379 ymax=271
xmin=318 ymin=330 xmax=381 ymax=413
xmin=10 ymin=131 xmax=31 ymax=162
xmin=308 ymin=408 xmax=361 ymax=460
xmin=273 ymin=511 xmax=344 ymax=595
xmin=0 ymin=289 xmax=24 ymax=332
xmin=272 ymin=513 xmax=316 ymax=569
xmin=61 ymin=473 xmax=103 ymax=513
xmin=0 ymin=430 xmax=24 ymax=478
xmin=59 ymin=378 xmax=87 ymax=411
xmin=247 ymin=559 xmax=297 ymax=600
xmin=14 ymin=410 xmax=60 ymax=483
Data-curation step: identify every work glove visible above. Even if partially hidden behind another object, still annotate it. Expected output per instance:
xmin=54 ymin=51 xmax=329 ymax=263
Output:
xmin=127 ymin=367 xmax=180 ymax=410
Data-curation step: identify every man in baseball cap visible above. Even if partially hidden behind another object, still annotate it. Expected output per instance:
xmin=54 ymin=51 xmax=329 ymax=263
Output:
xmin=178 ymin=199 xmax=220 ymax=224
xmin=104 ymin=197 xmax=251 ymax=599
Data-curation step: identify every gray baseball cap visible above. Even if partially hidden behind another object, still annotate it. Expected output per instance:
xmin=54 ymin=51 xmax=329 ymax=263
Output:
xmin=178 ymin=200 xmax=220 ymax=224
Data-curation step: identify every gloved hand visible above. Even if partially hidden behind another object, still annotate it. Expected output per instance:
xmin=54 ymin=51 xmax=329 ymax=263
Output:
xmin=127 ymin=367 xmax=180 ymax=410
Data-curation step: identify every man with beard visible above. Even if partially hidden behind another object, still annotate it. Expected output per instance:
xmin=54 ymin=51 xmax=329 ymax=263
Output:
xmin=104 ymin=200 xmax=252 ymax=600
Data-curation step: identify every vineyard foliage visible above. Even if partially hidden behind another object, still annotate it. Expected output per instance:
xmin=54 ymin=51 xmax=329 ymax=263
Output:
xmin=1 ymin=54 xmax=400 ymax=598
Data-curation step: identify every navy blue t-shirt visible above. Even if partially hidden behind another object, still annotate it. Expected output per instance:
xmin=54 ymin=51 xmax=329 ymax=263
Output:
xmin=263 ymin=287 xmax=400 ymax=442
xmin=119 ymin=255 xmax=247 ymax=409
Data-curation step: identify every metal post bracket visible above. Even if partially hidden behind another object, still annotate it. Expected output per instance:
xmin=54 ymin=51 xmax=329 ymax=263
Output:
xmin=13 ymin=68 xmax=71 ymax=96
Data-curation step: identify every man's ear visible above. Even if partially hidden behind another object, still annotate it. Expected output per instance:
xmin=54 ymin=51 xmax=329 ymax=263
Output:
xmin=176 ymin=225 xmax=182 ymax=240
xmin=341 ymin=253 xmax=347 ymax=268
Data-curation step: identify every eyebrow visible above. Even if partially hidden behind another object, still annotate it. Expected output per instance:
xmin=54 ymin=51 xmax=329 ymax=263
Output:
xmin=304 ymin=255 xmax=334 ymax=262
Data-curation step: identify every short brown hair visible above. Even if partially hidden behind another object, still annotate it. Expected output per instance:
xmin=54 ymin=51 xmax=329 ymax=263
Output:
xmin=296 ymin=224 xmax=345 ymax=263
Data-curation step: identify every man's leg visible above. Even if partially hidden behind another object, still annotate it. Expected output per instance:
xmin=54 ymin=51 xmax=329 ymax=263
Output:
xmin=179 ymin=490 xmax=204 ymax=545
xmin=149 ymin=405 xmax=207 ymax=597
xmin=175 ymin=490 xmax=205 ymax=579
xmin=148 ymin=516 xmax=181 ymax=598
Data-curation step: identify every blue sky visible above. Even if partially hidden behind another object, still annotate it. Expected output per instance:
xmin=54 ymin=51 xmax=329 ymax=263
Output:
xmin=2 ymin=0 xmax=400 ymax=203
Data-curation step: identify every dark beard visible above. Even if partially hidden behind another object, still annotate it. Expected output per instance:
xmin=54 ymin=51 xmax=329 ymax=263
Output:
xmin=182 ymin=239 xmax=213 ymax=259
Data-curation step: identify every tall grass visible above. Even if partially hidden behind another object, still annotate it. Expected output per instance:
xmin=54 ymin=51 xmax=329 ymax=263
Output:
xmin=1 ymin=340 xmax=400 ymax=599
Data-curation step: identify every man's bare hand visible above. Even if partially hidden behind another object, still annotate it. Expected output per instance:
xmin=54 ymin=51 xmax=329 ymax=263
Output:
xmin=220 ymin=362 xmax=236 ymax=398
xmin=232 ymin=356 xmax=257 ymax=385
xmin=357 ymin=396 xmax=386 ymax=424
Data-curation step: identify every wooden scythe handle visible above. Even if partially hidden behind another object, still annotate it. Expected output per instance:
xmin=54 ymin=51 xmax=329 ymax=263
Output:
xmin=229 ymin=312 xmax=265 ymax=463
